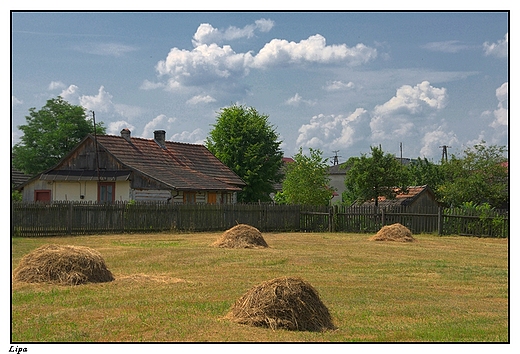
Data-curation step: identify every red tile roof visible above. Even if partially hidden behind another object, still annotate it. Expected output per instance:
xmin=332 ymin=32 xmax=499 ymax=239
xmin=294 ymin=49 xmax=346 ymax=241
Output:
xmin=94 ymin=134 xmax=245 ymax=191
xmin=361 ymin=185 xmax=436 ymax=207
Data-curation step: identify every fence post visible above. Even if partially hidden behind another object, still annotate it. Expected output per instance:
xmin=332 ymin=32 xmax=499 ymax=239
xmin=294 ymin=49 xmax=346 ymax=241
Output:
xmin=68 ymin=202 xmax=73 ymax=235
xmin=381 ymin=208 xmax=385 ymax=227
xmin=437 ymin=206 xmax=443 ymax=235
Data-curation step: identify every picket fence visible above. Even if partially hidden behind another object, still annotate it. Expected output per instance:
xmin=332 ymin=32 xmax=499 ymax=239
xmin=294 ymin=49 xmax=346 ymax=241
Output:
xmin=11 ymin=202 xmax=509 ymax=238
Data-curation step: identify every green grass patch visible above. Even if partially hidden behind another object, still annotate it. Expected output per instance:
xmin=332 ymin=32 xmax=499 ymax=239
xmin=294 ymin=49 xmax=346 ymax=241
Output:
xmin=11 ymin=232 xmax=508 ymax=342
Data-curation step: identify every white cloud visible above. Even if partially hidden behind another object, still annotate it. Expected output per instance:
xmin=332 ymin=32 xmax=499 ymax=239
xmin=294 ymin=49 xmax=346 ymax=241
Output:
xmin=253 ymin=34 xmax=377 ymax=68
xmin=490 ymin=82 xmax=508 ymax=128
xmin=59 ymin=84 xmax=80 ymax=102
xmin=107 ymin=120 xmax=136 ymax=136
xmin=140 ymin=80 xmax=165 ymax=90
xmin=169 ymin=128 xmax=206 ymax=145
xmin=483 ymin=33 xmax=508 ymax=58
xmin=284 ymin=93 xmax=316 ymax=106
xmin=155 ymin=44 xmax=254 ymax=87
xmin=323 ymin=80 xmax=355 ymax=91
xmin=141 ymin=114 xmax=176 ymax=139
xmin=73 ymin=42 xmax=138 ymax=57
xmin=48 ymin=81 xmax=66 ymax=90
xmin=370 ymin=81 xmax=448 ymax=141
xmin=79 ymin=86 xmax=113 ymax=113
xmin=186 ymin=95 xmax=216 ymax=105
xmin=420 ymin=126 xmax=459 ymax=159
xmin=155 ymin=28 xmax=377 ymax=91
xmin=113 ymin=103 xmax=146 ymax=120
xmin=192 ymin=18 xmax=275 ymax=46
xmin=296 ymin=109 xmax=369 ymax=151
xmin=421 ymin=40 xmax=473 ymax=53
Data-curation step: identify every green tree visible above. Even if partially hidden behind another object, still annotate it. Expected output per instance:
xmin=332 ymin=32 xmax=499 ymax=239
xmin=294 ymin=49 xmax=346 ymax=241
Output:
xmin=12 ymin=96 xmax=105 ymax=176
xmin=343 ymin=146 xmax=407 ymax=206
xmin=275 ymin=147 xmax=333 ymax=206
xmin=404 ymin=157 xmax=446 ymax=191
xmin=206 ymin=104 xmax=284 ymax=203
xmin=437 ymin=142 xmax=508 ymax=208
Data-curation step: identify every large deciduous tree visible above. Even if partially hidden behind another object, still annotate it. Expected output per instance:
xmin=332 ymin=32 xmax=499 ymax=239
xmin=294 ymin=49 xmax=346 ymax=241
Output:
xmin=343 ymin=146 xmax=408 ymax=206
xmin=12 ymin=96 xmax=106 ymax=176
xmin=436 ymin=142 xmax=508 ymax=208
xmin=275 ymin=147 xmax=333 ymax=206
xmin=206 ymin=104 xmax=284 ymax=203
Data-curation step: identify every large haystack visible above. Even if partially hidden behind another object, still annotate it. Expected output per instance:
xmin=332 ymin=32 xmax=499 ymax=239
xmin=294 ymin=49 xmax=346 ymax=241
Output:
xmin=212 ymin=224 xmax=268 ymax=249
xmin=13 ymin=244 xmax=115 ymax=285
xmin=369 ymin=223 xmax=415 ymax=242
xmin=224 ymin=276 xmax=336 ymax=332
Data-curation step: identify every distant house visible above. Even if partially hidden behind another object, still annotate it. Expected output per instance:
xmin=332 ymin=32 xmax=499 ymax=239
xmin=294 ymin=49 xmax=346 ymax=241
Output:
xmin=359 ymin=185 xmax=439 ymax=210
xmin=15 ymin=129 xmax=246 ymax=204
xmin=328 ymin=156 xmax=421 ymax=204
xmin=328 ymin=163 xmax=349 ymax=204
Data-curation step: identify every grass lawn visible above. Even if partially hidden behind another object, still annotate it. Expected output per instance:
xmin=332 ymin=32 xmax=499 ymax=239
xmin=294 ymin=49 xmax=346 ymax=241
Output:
xmin=11 ymin=231 xmax=508 ymax=342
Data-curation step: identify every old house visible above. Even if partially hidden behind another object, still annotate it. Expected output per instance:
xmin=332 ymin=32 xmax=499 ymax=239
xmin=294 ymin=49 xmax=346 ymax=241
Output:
xmin=359 ymin=185 xmax=439 ymax=210
xmin=16 ymin=129 xmax=246 ymax=203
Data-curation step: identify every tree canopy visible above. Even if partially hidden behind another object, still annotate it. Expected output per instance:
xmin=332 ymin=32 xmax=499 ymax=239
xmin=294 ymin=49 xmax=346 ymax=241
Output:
xmin=206 ymin=104 xmax=284 ymax=203
xmin=436 ymin=142 xmax=508 ymax=208
xmin=12 ymin=96 xmax=106 ymax=176
xmin=343 ymin=146 xmax=408 ymax=206
xmin=275 ymin=148 xmax=333 ymax=206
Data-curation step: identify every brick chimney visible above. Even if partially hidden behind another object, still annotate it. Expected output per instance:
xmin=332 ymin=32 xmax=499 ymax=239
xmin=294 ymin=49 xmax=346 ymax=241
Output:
xmin=154 ymin=130 xmax=166 ymax=148
xmin=121 ymin=128 xmax=131 ymax=142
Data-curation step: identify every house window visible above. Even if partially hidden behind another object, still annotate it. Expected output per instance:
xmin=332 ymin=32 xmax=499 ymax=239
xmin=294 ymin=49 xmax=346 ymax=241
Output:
xmin=98 ymin=182 xmax=115 ymax=203
xmin=34 ymin=190 xmax=51 ymax=202
xmin=183 ymin=192 xmax=196 ymax=204
xmin=207 ymin=192 xmax=217 ymax=204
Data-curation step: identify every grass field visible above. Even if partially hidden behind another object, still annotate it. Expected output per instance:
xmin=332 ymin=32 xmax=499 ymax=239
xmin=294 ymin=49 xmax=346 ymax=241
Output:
xmin=11 ymin=231 xmax=509 ymax=342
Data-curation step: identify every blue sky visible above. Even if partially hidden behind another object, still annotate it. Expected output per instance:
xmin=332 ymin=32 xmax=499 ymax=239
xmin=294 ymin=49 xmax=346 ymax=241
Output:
xmin=11 ymin=10 xmax=509 ymax=163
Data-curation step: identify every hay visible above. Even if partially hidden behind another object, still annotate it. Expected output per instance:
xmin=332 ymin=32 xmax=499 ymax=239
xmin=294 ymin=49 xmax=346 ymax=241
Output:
xmin=12 ymin=244 xmax=115 ymax=285
xmin=224 ymin=276 xmax=336 ymax=332
xmin=369 ymin=223 xmax=415 ymax=242
xmin=212 ymin=224 xmax=268 ymax=249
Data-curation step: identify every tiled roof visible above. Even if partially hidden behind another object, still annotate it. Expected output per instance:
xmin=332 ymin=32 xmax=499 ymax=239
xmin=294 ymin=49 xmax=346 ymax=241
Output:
xmin=361 ymin=185 xmax=433 ymax=207
xmin=94 ymin=134 xmax=245 ymax=191
xmin=11 ymin=168 xmax=31 ymax=187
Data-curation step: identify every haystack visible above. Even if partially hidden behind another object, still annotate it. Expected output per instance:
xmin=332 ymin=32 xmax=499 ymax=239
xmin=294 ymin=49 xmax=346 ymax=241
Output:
xmin=224 ymin=276 xmax=336 ymax=332
xmin=369 ymin=223 xmax=415 ymax=242
xmin=13 ymin=244 xmax=115 ymax=285
xmin=212 ymin=224 xmax=268 ymax=248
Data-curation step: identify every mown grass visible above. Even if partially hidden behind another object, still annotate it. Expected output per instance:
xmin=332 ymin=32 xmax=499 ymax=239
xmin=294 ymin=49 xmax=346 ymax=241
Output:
xmin=11 ymin=232 xmax=508 ymax=342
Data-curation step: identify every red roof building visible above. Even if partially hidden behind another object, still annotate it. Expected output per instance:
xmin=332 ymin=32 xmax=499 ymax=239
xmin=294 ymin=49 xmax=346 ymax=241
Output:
xmin=16 ymin=129 xmax=245 ymax=204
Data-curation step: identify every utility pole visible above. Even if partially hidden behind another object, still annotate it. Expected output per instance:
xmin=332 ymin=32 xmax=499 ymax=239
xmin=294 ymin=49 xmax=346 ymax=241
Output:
xmin=91 ymin=110 xmax=101 ymax=182
xmin=399 ymin=142 xmax=403 ymax=164
xmin=439 ymin=145 xmax=451 ymax=162
xmin=331 ymin=150 xmax=340 ymax=166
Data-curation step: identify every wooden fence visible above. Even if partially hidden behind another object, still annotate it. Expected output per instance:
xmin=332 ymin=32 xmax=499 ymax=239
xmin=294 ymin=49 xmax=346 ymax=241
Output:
xmin=11 ymin=202 xmax=508 ymax=238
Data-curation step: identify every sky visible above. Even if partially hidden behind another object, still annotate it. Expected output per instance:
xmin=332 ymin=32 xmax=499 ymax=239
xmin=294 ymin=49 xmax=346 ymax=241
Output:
xmin=11 ymin=10 xmax=509 ymax=164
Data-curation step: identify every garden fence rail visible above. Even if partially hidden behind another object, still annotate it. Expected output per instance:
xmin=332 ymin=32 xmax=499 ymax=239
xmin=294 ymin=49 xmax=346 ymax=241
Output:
xmin=11 ymin=201 xmax=508 ymax=238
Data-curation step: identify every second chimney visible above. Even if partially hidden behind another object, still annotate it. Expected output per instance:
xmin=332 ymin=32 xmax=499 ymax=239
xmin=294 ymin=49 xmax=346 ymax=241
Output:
xmin=121 ymin=128 xmax=131 ymax=142
xmin=154 ymin=130 xmax=166 ymax=148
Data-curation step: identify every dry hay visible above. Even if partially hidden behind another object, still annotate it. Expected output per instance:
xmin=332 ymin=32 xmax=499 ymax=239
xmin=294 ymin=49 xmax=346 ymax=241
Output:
xmin=12 ymin=244 xmax=115 ymax=285
xmin=116 ymin=274 xmax=187 ymax=284
xmin=224 ymin=276 xmax=336 ymax=332
xmin=212 ymin=224 xmax=268 ymax=249
xmin=369 ymin=223 xmax=415 ymax=242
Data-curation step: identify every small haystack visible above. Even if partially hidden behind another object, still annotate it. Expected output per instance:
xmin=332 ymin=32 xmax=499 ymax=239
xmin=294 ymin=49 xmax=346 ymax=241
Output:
xmin=212 ymin=224 xmax=268 ymax=249
xmin=224 ymin=276 xmax=336 ymax=332
xmin=13 ymin=244 xmax=115 ymax=285
xmin=369 ymin=223 xmax=415 ymax=242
